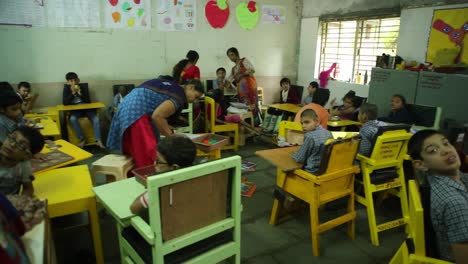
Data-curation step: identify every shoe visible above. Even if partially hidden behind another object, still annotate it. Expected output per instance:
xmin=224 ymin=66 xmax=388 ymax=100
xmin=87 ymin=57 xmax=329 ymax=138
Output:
xmin=78 ymin=139 xmax=86 ymax=148
xmin=96 ymin=140 xmax=106 ymax=149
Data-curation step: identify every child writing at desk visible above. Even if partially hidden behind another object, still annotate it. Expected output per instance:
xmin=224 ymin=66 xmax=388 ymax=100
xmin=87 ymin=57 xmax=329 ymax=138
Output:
xmin=292 ymin=109 xmax=332 ymax=174
xmin=408 ymin=130 xmax=468 ymax=263
xmin=0 ymin=126 xmax=45 ymax=196
xmin=62 ymin=72 xmax=104 ymax=149
xmin=130 ymin=137 xmax=197 ymax=214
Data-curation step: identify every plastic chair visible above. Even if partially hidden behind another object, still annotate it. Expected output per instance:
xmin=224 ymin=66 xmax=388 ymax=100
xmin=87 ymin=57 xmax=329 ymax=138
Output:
xmin=90 ymin=154 xmax=134 ymax=185
xmin=204 ymin=96 xmax=239 ymax=151
xmin=257 ymin=86 xmax=268 ymax=115
xmin=119 ymin=156 xmax=242 ymax=264
xmin=270 ymin=135 xmax=361 ymax=256
xmin=407 ymin=104 xmax=442 ymax=130
xmin=355 ymin=126 xmax=412 ymax=246
xmin=175 ymin=103 xmax=194 ymax=133
xmin=388 ymin=180 xmax=453 ymax=264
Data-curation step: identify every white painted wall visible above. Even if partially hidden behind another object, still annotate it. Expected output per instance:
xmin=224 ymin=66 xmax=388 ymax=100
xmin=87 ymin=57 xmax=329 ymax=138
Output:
xmin=0 ymin=0 xmax=301 ymax=107
xmin=397 ymin=3 xmax=468 ymax=63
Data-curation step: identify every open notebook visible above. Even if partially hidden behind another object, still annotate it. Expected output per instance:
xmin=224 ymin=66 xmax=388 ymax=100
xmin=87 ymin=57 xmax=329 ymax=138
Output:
xmin=30 ymin=150 xmax=74 ymax=173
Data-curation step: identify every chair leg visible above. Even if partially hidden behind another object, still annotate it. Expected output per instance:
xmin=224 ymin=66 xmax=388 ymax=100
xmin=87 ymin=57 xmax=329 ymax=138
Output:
xmin=347 ymin=193 xmax=356 ymax=240
xmin=88 ymin=197 xmax=104 ymax=264
xmin=233 ymin=127 xmax=239 ymax=151
xmin=364 ymin=187 xmax=380 ymax=246
xmin=269 ymin=199 xmax=282 ymax=225
xmin=309 ymin=203 xmax=320 ymax=256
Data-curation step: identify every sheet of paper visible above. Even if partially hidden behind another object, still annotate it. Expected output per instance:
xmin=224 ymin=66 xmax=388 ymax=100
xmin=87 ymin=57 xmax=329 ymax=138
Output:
xmin=48 ymin=0 xmax=100 ymax=28
xmin=104 ymin=0 xmax=151 ymax=30
xmin=261 ymin=5 xmax=286 ymax=24
xmin=0 ymin=0 xmax=46 ymax=26
xmin=157 ymin=0 xmax=196 ymax=32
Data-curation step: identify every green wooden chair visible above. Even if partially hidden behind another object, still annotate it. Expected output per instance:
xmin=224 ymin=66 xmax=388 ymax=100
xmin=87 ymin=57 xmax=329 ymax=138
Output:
xmin=119 ymin=156 xmax=242 ymax=264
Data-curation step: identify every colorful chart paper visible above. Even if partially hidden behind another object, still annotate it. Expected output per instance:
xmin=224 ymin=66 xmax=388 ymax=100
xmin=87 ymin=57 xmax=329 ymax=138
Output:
xmin=157 ymin=0 xmax=196 ymax=32
xmin=104 ymin=0 xmax=151 ymax=30
xmin=205 ymin=0 xmax=230 ymax=29
xmin=261 ymin=5 xmax=286 ymax=24
xmin=236 ymin=1 xmax=259 ymax=30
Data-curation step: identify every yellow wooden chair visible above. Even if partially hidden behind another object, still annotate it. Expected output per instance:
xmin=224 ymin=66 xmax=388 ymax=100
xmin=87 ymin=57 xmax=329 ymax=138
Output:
xmin=204 ymin=96 xmax=239 ymax=151
xmin=355 ymin=125 xmax=413 ymax=246
xmin=270 ymin=134 xmax=361 ymax=256
xmin=389 ymin=180 xmax=453 ymax=264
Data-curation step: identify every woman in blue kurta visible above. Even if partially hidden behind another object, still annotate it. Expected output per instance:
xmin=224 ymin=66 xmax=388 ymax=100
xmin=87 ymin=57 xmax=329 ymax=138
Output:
xmin=107 ymin=78 xmax=203 ymax=169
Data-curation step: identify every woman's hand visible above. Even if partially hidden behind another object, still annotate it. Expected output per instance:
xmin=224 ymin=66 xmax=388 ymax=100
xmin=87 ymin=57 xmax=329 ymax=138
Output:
xmin=152 ymin=100 xmax=177 ymax=137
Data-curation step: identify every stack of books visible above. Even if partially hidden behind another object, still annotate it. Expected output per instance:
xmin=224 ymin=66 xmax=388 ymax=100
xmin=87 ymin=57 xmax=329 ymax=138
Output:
xmin=242 ymin=160 xmax=256 ymax=172
xmin=241 ymin=177 xmax=257 ymax=197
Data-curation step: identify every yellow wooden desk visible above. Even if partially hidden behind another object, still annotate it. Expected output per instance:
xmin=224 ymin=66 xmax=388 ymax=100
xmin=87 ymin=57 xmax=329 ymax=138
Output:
xmin=269 ymin=103 xmax=301 ymax=113
xmin=35 ymin=117 xmax=60 ymax=139
xmin=33 ymin=165 xmax=104 ymax=264
xmin=56 ymin=102 xmax=105 ymax=111
xmin=34 ymin=139 xmax=93 ymax=175
xmin=327 ymin=119 xmax=361 ymax=131
xmin=256 ymin=146 xmax=302 ymax=172
xmin=26 ymin=107 xmax=61 ymax=136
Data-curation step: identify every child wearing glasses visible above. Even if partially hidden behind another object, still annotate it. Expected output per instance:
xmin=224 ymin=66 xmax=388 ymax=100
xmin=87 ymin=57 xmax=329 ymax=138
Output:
xmin=0 ymin=88 xmax=23 ymax=142
xmin=0 ymin=126 xmax=45 ymax=196
xmin=130 ymin=137 xmax=197 ymax=214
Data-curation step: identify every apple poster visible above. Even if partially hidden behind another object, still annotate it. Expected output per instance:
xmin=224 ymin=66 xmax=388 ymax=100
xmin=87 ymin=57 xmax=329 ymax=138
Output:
xmin=104 ymin=0 xmax=152 ymax=30
xmin=157 ymin=0 xmax=196 ymax=32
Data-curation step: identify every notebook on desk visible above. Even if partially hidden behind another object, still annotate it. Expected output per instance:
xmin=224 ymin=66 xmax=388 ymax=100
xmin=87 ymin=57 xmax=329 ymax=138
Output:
xmin=31 ymin=150 xmax=74 ymax=173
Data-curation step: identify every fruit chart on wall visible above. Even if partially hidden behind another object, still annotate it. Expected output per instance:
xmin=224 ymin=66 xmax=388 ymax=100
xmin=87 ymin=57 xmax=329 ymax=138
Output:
xmin=157 ymin=0 xmax=196 ymax=32
xmin=105 ymin=0 xmax=151 ymax=29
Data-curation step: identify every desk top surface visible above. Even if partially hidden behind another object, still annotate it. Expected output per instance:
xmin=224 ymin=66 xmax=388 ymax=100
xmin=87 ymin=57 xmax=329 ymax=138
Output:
xmin=25 ymin=106 xmax=59 ymax=117
xmin=269 ymin=103 xmax=301 ymax=113
xmin=93 ymin=177 xmax=145 ymax=221
xmin=34 ymin=165 xmax=94 ymax=205
xmin=327 ymin=119 xmax=361 ymax=127
xmin=255 ymin=146 xmax=302 ymax=172
xmin=56 ymin=102 xmax=105 ymax=111
xmin=35 ymin=117 xmax=60 ymax=137
xmin=34 ymin=140 xmax=92 ymax=175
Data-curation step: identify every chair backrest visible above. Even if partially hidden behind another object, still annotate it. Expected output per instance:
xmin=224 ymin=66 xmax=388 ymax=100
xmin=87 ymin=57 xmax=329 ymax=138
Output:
xmin=278 ymin=121 xmax=304 ymax=145
xmin=417 ymin=179 xmax=440 ymax=258
xmin=257 ymin=86 xmax=264 ymax=105
xmin=407 ymin=104 xmax=442 ymax=130
xmin=112 ymin=84 xmax=135 ymax=96
xmin=408 ymin=180 xmax=426 ymax=256
xmin=369 ymin=125 xmax=412 ymax=164
xmin=204 ymin=96 xmax=216 ymax=132
xmin=317 ymin=136 xmax=361 ymax=175
xmin=146 ymin=156 xmax=241 ymax=255
xmin=206 ymin=80 xmax=214 ymax=92
xmin=291 ymin=85 xmax=304 ymax=101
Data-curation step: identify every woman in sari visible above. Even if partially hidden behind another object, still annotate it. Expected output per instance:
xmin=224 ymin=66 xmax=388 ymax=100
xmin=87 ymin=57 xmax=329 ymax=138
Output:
xmin=172 ymin=50 xmax=200 ymax=84
xmin=226 ymin=47 xmax=260 ymax=126
xmin=107 ymin=78 xmax=204 ymax=169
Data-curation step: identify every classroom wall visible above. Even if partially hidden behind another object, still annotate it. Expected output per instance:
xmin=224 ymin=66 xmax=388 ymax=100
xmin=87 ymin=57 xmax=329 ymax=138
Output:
xmin=0 ymin=0 xmax=302 ymax=108
xmin=298 ymin=1 xmax=468 ymax=105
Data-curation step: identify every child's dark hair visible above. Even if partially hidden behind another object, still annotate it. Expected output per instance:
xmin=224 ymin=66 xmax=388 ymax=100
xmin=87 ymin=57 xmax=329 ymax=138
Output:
xmin=185 ymin=79 xmax=204 ymax=94
xmin=280 ymin=78 xmax=291 ymax=86
xmin=172 ymin=50 xmax=200 ymax=83
xmin=0 ymin=82 xmax=14 ymax=92
xmin=408 ymin=129 xmax=441 ymax=160
xmin=226 ymin=47 xmax=239 ymax=57
xmin=312 ymin=88 xmax=330 ymax=106
xmin=301 ymin=109 xmax=318 ymax=120
xmin=65 ymin=72 xmax=78 ymax=81
xmin=17 ymin=82 xmax=31 ymax=91
xmin=158 ymin=137 xmax=196 ymax=168
xmin=0 ymin=89 xmax=22 ymax=108
xmin=393 ymin=94 xmax=407 ymax=106
xmin=343 ymin=90 xmax=357 ymax=106
xmin=310 ymin=81 xmax=319 ymax=89
xmin=359 ymin=103 xmax=378 ymax=120
xmin=14 ymin=126 xmax=45 ymax=155
xmin=216 ymin=67 xmax=226 ymax=74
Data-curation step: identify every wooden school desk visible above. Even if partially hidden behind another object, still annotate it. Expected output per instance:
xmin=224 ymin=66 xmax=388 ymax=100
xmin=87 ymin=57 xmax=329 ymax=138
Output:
xmin=33 ymin=165 xmax=104 ymax=264
xmin=35 ymin=116 xmax=61 ymax=139
xmin=34 ymin=139 xmax=93 ymax=175
xmin=56 ymin=102 xmax=106 ymax=111
xmin=255 ymin=146 xmax=302 ymax=172
xmin=327 ymin=119 xmax=361 ymax=131
xmin=269 ymin=103 xmax=301 ymax=114
xmin=26 ymin=106 xmax=61 ymax=136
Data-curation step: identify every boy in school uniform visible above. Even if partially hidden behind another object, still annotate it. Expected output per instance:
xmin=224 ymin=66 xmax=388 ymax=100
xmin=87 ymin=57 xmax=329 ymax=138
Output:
xmin=130 ymin=137 xmax=197 ymax=215
xmin=408 ymin=129 xmax=468 ymax=263
xmin=301 ymin=81 xmax=319 ymax=105
xmin=292 ymin=109 xmax=333 ymax=174
xmin=16 ymin=81 xmax=38 ymax=113
xmin=0 ymin=126 xmax=45 ymax=196
xmin=357 ymin=103 xmax=386 ymax=156
xmin=62 ymin=72 xmax=105 ymax=149
xmin=0 ymin=89 xmax=23 ymax=141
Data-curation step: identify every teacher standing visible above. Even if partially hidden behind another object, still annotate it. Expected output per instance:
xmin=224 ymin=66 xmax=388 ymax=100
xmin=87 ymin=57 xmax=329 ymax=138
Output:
xmin=226 ymin=47 xmax=260 ymax=126
xmin=107 ymin=78 xmax=204 ymax=168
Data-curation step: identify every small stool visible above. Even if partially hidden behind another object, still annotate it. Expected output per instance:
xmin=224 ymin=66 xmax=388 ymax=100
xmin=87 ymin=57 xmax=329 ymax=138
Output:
xmin=90 ymin=154 xmax=134 ymax=185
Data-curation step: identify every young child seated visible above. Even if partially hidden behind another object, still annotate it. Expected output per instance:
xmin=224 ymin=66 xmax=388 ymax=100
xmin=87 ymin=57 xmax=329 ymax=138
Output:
xmin=130 ymin=137 xmax=197 ymax=215
xmin=0 ymin=126 xmax=45 ymax=196
xmin=110 ymin=85 xmax=129 ymax=117
xmin=62 ymin=72 xmax=104 ymax=149
xmin=292 ymin=109 xmax=333 ymax=174
xmin=16 ymin=81 xmax=38 ymax=114
xmin=329 ymin=90 xmax=358 ymax=120
xmin=408 ymin=130 xmax=468 ymax=263
xmin=302 ymin=81 xmax=319 ymax=105
xmin=0 ymin=89 xmax=23 ymax=141
xmin=278 ymin=77 xmax=300 ymax=104
xmin=378 ymin=94 xmax=413 ymax=124
xmin=212 ymin=67 xmax=235 ymax=94
xmin=357 ymin=103 xmax=386 ymax=156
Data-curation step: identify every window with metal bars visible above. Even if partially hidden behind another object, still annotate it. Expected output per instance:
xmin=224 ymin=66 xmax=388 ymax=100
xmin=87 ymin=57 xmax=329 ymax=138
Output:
xmin=319 ymin=17 xmax=400 ymax=84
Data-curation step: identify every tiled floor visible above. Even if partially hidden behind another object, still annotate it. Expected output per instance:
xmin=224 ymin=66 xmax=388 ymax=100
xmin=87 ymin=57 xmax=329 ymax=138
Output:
xmin=51 ymin=137 xmax=405 ymax=263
